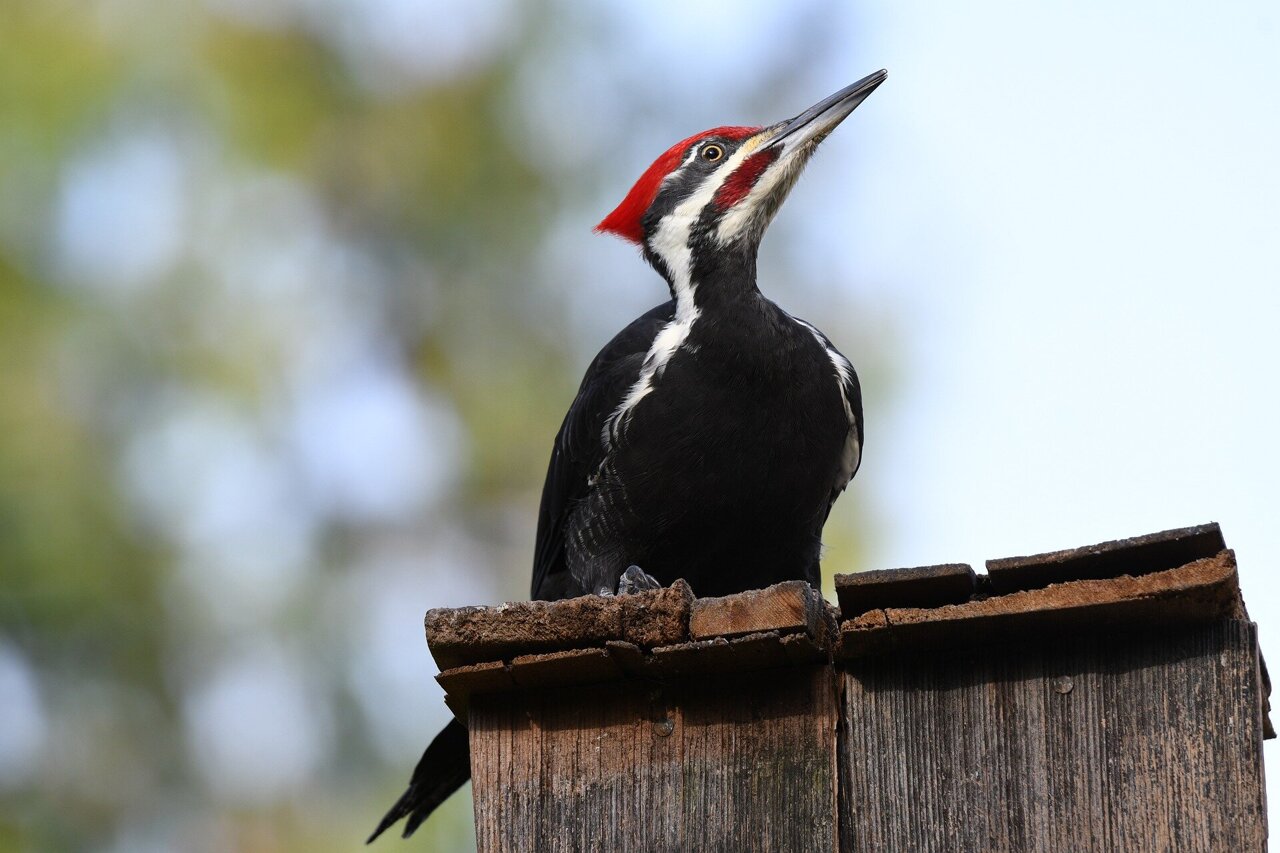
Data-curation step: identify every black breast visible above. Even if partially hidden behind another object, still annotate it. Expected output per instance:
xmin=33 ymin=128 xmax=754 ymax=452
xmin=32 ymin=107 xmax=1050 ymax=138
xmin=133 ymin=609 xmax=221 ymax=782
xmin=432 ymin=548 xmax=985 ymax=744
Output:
xmin=575 ymin=298 xmax=851 ymax=596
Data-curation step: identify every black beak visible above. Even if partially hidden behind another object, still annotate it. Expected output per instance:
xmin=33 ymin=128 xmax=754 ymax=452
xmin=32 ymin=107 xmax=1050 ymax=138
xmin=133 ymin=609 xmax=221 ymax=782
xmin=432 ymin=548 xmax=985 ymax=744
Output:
xmin=768 ymin=69 xmax=888 ymax=151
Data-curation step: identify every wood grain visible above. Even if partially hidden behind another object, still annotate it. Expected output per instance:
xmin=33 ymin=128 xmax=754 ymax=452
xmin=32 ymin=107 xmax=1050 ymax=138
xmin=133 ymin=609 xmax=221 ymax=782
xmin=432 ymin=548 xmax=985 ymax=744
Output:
xmin=689 ymin=580 xmax=824 ymax=640
xmin=838 ymin=620 xmax=1267 ymax=851
xmin=469 ymin=664 xmax=839 ymax=852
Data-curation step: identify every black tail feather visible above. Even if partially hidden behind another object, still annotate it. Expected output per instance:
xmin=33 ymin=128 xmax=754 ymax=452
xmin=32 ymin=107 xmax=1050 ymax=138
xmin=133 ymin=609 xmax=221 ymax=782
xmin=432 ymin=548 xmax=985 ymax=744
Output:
xmin=368 ymin=718 xmax=471 ymax=843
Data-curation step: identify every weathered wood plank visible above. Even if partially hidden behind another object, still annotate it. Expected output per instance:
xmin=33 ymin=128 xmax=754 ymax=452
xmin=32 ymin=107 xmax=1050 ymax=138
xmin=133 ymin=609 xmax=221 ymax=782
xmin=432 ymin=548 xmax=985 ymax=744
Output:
xmin=425 ymin=581 xmax=692 ymax=670
xmin=834 ymin=563 xmax=975 ymax=617
xmin=838 ymin=620 xmax=1267 ymax=851
xmin=689 ymin=580 xmax=825 ymax=640
xmin=470 ymin=665 xmax=838 ymax=852
xmin=837 ymin=550 xmax=1241 ymax=659
xmin=508 ymin=648 xmax=620 ymax=690
xmin=985 ymin=522 xmax=1225 ymax=593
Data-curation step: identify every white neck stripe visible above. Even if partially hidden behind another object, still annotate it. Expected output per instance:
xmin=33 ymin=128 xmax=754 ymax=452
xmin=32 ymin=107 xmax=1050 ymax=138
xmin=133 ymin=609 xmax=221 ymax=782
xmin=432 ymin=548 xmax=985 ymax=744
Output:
xmin=602 ymin=137 xmax=767 ymax=448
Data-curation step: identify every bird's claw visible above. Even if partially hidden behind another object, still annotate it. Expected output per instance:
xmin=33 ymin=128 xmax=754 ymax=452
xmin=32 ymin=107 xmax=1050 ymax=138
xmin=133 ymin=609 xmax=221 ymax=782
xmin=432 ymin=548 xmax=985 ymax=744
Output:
xmin=617 ymin=565 xmax=662 ymax=595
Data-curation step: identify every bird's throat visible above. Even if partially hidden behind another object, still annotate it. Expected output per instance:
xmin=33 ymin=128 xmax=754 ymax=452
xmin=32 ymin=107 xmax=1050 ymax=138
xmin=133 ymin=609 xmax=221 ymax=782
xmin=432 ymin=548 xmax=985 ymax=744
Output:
xmin=680 ymin=241 xmax=761 ymax=315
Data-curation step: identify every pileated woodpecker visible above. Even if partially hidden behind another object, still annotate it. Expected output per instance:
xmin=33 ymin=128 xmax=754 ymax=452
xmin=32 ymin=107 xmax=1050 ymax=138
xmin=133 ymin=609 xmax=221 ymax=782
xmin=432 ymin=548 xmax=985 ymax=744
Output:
xmin=370 ymin=69 xmax=886 ymax=842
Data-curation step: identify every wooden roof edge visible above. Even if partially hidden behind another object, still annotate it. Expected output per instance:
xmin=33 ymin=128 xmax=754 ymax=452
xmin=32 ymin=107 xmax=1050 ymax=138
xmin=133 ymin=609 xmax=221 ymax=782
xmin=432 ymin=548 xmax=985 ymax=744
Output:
xmin=984 ymin=522 xmax=1225 ymax=593
xmin=835 ymin=563 xmax=976 ymax=617
xmin=833 ymin=547 xmax=1271 ymax=739
xmin=426 ymin=524 xmax=1232 ymax=673
xmin=423 ymin=523 xmax=1268 ymax=734
xmin=834 ymin=523 xmax=1226 ymax=616
xmin=425 ymin=579 xmax=831 ymax=672
xmin=836 ymin=550 xmax=1241 ymax=658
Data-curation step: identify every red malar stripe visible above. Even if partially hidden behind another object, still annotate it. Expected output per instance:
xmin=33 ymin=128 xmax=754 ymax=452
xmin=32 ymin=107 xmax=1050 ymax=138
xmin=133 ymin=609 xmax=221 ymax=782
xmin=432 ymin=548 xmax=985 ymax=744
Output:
xmin=713 ymin=146 xmax=780 ymax=211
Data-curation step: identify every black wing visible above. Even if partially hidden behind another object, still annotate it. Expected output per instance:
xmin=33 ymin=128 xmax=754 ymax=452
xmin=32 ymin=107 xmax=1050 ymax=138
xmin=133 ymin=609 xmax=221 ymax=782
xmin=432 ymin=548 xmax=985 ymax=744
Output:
xmin=530 ymin=301 xmax=673 ymax=600
xmin=793 ymin=316 xmax=863 ymax=525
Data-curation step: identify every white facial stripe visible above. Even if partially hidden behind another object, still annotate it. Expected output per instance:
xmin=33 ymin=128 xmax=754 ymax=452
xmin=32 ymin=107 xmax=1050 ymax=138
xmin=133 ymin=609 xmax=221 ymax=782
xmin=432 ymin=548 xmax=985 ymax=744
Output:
xmin=651 ymin=134 xmax=767 ymax=265
xmin=647 ymin=137 xmax=765 ymax=308
xmin=602 ymin=138 xmax=765 ymax=448
xmin=663 ymin=146 xmax=703 ymax=188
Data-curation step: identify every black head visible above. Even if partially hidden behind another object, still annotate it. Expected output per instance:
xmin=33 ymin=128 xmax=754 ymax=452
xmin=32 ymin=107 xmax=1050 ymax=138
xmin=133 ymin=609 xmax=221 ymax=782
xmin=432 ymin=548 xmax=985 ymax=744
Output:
xmin=597 ymin=69 xmax=888 ymax=289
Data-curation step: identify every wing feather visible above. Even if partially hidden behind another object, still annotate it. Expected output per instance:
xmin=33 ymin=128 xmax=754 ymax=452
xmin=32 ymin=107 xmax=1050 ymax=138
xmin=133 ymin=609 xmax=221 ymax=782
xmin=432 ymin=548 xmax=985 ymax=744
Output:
xmin=530 ymin=301 xmax=673 ymax=600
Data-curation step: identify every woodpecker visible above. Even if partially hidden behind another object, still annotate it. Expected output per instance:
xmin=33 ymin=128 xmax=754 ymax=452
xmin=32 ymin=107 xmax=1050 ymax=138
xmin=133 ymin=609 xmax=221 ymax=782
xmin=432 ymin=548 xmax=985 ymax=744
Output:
xmin=370 ymin=69 xmax=885 ymax=842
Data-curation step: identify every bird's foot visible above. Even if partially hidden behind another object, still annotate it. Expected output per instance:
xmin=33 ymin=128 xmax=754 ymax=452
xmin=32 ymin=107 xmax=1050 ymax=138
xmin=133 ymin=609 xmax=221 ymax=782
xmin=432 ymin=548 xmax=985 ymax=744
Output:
xmin=617 ymin=565 xmax=662 ymax=595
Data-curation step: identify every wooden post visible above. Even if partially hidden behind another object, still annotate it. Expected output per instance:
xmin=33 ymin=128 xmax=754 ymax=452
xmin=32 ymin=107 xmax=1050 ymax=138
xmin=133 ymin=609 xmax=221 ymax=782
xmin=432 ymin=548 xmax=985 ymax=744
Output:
xmin=429 ymin=581 xmax=841 ymax=851
xmin=839 ymin=622 xmax=1266 ymax=850
xmin=425 ymin=524 xmax=1271 ymax=851
xmin=469 ymin=665 xmax=837 ymax=850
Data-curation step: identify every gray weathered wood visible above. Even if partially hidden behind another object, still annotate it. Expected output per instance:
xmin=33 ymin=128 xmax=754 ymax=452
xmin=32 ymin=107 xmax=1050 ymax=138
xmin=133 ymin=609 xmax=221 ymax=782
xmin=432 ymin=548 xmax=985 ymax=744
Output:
xmin=469 ymin=664 xmax=838 ymax=852
xmin=838 ymin=620 xmax=1267 ymax=851
xmin=428 ymin=525 xmax=1269 ymax=850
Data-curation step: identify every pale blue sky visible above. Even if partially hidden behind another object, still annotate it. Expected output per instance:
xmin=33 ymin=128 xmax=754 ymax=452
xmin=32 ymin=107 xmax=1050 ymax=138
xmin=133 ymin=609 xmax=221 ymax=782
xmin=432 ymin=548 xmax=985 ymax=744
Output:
xmin=596 ymin=0 xmax=1280 ymax=827
xmin=850 ymin=0 xmax=1280 ymax=822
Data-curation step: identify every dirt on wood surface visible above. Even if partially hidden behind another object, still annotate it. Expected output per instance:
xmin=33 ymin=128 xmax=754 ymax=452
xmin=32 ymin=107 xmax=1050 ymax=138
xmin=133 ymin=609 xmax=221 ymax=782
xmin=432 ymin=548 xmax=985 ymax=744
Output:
xmin=425 ymin=579 xmax=693 ymax=670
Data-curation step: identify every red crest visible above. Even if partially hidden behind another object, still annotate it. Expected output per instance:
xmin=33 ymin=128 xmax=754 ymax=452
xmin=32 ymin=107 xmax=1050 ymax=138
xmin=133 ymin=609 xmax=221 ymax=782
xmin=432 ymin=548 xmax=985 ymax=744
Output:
xmin=595 ymin=126 xmax=760 ymax=244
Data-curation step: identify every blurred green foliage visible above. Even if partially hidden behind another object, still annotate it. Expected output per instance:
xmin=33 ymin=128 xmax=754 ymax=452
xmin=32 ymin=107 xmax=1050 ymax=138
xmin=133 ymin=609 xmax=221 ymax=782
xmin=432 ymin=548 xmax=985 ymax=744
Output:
xmin=0 ymin=2 xmax=873 ymax=850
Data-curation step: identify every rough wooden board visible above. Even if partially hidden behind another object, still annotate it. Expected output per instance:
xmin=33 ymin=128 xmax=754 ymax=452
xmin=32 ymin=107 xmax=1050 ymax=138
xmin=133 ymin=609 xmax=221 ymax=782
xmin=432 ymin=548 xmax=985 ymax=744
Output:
xmin=838 ymin=620 xmax=1267 ymax=851
xmin=834 ymin=563 xmax=975 ymax=617
xmin=619 ymin=580 xmax=694 ymax=647
xmin=424 ymin=582 xmax=691 ymax=671
xmin=425 ymin=599 xmax=614 ymax=672
xmin=509 ymin=648 xmax=620 ymax=690
xmin=469 ymin=665 xmax=838 ymax=853
xmin=838 ymin=550 xmax=1240 ymax=660
xmin=689 ymin=580 xmax=822 ymax=640
xmin=436 ymin=661 xmax=512 ymax=722
xmin=985 ymin=522 xmax=1225 ymax=593
xmin=650 ymin=631 xmax=788 ymax=677
xmin=436 ymin=660 xmax=513 ymax=696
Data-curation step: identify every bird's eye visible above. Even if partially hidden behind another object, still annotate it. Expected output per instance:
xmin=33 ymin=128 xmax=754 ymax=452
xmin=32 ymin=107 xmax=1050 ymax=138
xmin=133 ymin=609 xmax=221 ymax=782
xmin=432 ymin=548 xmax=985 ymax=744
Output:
xmin=701 ymin=144 xmax=725 ymax=163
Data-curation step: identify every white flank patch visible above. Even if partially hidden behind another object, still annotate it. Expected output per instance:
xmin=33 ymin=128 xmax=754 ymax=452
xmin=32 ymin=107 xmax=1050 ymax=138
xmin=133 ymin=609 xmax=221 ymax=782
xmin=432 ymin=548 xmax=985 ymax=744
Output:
xmin=794 ymin=317 xmax=862 ymax=489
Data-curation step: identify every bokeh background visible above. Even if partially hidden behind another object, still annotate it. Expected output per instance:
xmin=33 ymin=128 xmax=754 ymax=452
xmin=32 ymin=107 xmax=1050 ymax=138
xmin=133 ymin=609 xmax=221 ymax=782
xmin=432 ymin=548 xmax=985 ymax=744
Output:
xmin=2 ymin=1 xmax=1277 ymax=850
